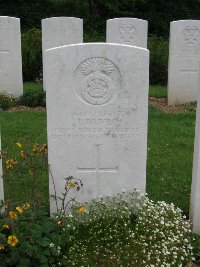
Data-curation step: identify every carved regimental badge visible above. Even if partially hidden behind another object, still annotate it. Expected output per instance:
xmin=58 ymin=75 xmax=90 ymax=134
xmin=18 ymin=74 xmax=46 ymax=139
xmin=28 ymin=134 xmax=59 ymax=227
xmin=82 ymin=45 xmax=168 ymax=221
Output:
xmin=120 ymin=24 xmax=137 ymax=44
xmin=74 ymin=57 xmax=121 ymax=105
xmin=183 ymin=26 xmax=200 ymax=45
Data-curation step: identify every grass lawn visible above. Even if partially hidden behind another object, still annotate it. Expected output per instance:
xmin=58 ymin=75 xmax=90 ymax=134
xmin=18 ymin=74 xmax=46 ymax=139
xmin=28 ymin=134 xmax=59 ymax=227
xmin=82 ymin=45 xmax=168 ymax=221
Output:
xmin=149 ymin=84 xmax=167 ymax=98
xmin=23 ymin=82 xmax=43 ymax=93
xmin=0 ymin=84 xmax=196 ymax=213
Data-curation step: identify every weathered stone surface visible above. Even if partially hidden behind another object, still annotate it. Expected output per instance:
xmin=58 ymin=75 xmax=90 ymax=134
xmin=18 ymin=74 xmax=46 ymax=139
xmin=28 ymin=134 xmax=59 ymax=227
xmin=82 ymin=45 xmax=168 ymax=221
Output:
xmin=42 ymin=17 xmax=83 ymax=91
xmin=42 ymin=17 xmax=83 ymax=52
xmin=168 ymin=20 xmax=200 ymax=105
xmin=106 ymin=18 xmax=148 ymax=48
xmin=0 ymin=16 xmax=23 ymax=97
xmin=44 ymin=43 xmax=149 ymax=214
xmin=190 ymin=69 xmax=200 ymax=234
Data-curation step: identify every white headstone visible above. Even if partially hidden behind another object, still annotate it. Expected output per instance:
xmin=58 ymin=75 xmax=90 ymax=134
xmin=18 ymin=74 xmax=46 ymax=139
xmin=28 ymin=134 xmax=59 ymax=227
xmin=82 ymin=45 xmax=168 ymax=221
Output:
xmin=42 ymin=17 xmax=83 ymax=91
xmin=42 ymin=17 xmax=83 ymax=52
xmin=0 ymin=133 xmax=4 ymax=204
xmin=45 ymin=43 xmax=149 ymax=214
xmin=0 ymin=16 xmax=23 ymax=97
xmin=190 ymin=63 xmax=200 ymax=234
xmin=168 ymin=20 xmax=200 ymax=105
xmin=106 ymin=18 xmax=148 ymax=48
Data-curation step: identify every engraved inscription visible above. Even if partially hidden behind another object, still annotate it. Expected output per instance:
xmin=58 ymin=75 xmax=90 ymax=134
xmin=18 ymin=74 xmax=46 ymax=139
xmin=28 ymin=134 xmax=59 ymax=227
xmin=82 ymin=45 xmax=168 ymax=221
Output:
xmin=181 ymin=59 xmax=198 ymax=90
xmin=120 ymin=24 xmax=137 ymax=44
xmin=74 ymin=57 xmax=122 ymax=105
xmin=77 ymin=144 xmax=119 ymax=180
xmin=183 ymin=26 xmax=200 ymax=45
xmin=51 ymin=110 xmax=139 ymax=139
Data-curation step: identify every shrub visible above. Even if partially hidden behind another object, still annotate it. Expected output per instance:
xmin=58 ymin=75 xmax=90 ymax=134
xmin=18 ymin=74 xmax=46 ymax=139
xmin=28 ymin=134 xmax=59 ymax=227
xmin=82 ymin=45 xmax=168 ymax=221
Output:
xmin=20 ymin=90 xmax=46 ymax=107
xmin=0 ymin=142 xmax=194 ymax=266
xmin=148 ymin=36 xmax=169 ymax=85
xmin=21 ymin=28 xmax=42 ymax=82
xmin=0 ymin=204 xmax=70 ymax=267
xmin=64 ymin=192 xmax=193 ymax=266
xmin=0 ymin=93 xmax=18 ymax=110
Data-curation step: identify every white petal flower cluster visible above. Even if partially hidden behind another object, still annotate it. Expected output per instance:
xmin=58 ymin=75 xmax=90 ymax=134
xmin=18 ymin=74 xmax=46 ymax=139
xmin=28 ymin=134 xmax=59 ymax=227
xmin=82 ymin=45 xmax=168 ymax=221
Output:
xmin=61 ymin=191 xmax=193 ymax=266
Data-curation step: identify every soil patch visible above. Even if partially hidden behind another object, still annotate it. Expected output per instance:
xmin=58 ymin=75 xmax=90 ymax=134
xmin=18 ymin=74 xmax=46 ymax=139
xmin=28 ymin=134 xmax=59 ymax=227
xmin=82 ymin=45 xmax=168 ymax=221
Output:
xmin=7 ymin=106 xmax=45 ymax=112
xmin=149 ymin=97 xmax=196 ymax=114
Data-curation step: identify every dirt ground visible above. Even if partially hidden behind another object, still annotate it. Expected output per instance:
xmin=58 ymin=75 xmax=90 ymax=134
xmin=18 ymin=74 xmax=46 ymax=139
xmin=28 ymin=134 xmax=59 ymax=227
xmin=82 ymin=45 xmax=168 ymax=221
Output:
xmin=8 ymin=106 xmax=46 ymax=112
xmin=149 ymin=97 xmax=196 ymax=114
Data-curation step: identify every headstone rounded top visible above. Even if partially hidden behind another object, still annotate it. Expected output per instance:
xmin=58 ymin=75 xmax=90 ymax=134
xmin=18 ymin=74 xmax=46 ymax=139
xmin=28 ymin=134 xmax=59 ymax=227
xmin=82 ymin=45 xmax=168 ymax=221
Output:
xmin=169 ymin=19 xmax=200 ymax=51
xmin=107 ymin=17 xmax=147 ymax=23
xmin=42 ymin=17 xmax=83 ymax=23
xmin=0 ymin=16 xmax=19 ymax=21
xmin=0 ymin=16 xmax=22 ymax=96
xmin=46 ymin=42 xmax=149 ymax=54
xmin=106 ymin=18 xmax=148 ymax=48
xmin=42 ymin=16 xmax=83 ymax=55
xmin=171 ymin=20 xmax=200 ymax=25
xmin=0 ymin=16 xmax=20 ymax=28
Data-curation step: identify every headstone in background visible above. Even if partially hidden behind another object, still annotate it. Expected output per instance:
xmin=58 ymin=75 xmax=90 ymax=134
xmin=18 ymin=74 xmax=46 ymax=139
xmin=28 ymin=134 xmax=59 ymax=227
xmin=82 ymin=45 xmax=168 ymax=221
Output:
xmin=106 ymin=18 xmax=148 ymax=48
xmin=42 ymin=17 xmax=83 ymax=51
xmin=190 ymin=64 xmax=200 ymax=234
xmin=0 ymin=133 xmax=4 ymax=204
xmin=168 ymin=20 xmax=200 ymax=105
xmin=0 ymin=16 xmax=23 ymax=97
xmin=44 ymin=43 xmax=149 ymax=214
xmin=42 ymin=17 xmax=83 ymax=91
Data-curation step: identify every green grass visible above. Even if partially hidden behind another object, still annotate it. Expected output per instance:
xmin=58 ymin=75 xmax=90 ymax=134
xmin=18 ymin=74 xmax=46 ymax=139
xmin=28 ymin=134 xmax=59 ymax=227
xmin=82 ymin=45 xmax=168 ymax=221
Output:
xmin=149 ymin=85 xmax=167 ymax=98
xmin=0 ymin=111 xmax=48 ymax=205
xmin=147 ymin=105 xmax=195 ymax=213
xmin=23 ymin=82 xmax=43 ymax=93
xmin=0 ymin=84 xmax=197 ymax=213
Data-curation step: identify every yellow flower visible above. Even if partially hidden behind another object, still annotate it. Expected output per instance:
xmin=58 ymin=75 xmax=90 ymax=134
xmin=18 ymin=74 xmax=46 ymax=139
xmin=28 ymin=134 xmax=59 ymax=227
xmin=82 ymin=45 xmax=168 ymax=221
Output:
xmin=3 ymin=224 xmax=9 ymax=230
xmin=7 ymin=235 xmax=19 ymax=247
xmin=40 ymin=144 xmax=47 ymax=154
xmin=33 ymin=144 xmax=39 ymax=154
xmin=16 ymin=206 xmax=23 ymax=213
xmin=23 ymin=203 xmax=30 ymax=210
xmin=20 ymin=150 xmax=26 ymax=159
xmin=77 ymin=206 xmax=86 ymax=212
xmin=16 ymin=142 xmax=22 ymax=148
xmin=29 ymin=169 xmax=34 ymax=176
xmin=11 ymin=158 xmax=17 ymax=165
xmin=6 ymin=160 xmax=13 ymax=170
xmin=9 ymin=211 xmax=18 ymax=220
xmin=0 ymin=244 xmax=4 ymax=250
xmin=66 ymin=181 xmax=76 ymax=188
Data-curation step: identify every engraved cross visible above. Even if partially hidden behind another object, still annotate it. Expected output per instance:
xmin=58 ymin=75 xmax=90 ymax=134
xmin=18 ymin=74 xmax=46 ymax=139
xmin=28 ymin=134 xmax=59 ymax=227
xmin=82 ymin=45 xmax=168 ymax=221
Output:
xmin=181 ymin=59 xmax=198 ymax=90
xmin=77 ymin=144 xmax=119 ymax=180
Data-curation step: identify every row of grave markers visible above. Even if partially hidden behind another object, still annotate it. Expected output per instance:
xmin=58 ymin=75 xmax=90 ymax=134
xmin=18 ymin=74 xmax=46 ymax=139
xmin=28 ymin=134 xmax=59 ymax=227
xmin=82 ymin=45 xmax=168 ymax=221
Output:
xmin=0 ymin=16 xmax=199 ymax=105
xmin=0 ymin=16 xmax=200 ymax=235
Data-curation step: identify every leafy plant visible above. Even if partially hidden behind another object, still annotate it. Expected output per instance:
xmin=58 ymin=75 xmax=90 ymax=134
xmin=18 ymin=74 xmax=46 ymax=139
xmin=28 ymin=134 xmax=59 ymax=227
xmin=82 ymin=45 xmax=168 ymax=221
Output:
xmin=0 ymin=142 xmax=195 ymax=266
xmin=21 ymin=28 xmax=42 ymax=82
xmin=20 ymin=90 xmax=46 ymax=107
xmin=148 ymin=36 xmax=169 ymax=85
xmin=191 ymin=234 xmax=200 ymax=265
xmin=0 ymin=93 xmax=18 ymax=110
xmin=0 ymin=203 xmax=70 ymax=267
